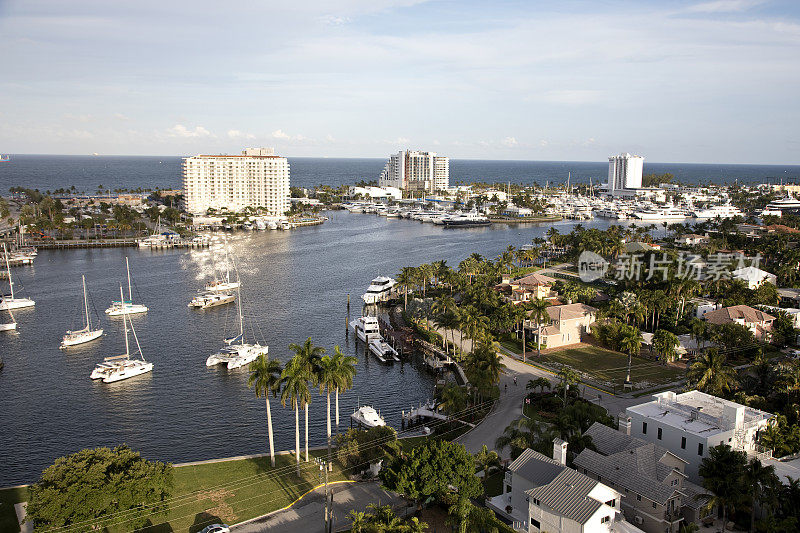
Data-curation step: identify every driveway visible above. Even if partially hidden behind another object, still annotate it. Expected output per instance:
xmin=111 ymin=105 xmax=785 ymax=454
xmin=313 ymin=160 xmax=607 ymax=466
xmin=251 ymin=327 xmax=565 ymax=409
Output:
xmin=232 ymin=482 xmax=406 ymax=533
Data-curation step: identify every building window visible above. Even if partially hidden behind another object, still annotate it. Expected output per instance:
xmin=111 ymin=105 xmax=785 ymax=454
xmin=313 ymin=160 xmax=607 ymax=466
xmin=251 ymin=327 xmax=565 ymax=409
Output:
xmin=681 ymin=437 xmax=686 ymax=449
xmin=643 ymin=422 xmax=648 ymax=435
xmin=601 ymin=516 xmax=610 ymax=524
xmin=698 ymin=443 xmax=704 ymax=456
xmin=530 ymin=518 xmax=540 ymax=528
xmin=606 ymin=499 xmax=616 ymax=508
xmin=533 ymin=498 xmax=540 ymax=506
xmin=657 ymin=428 xmax=662 ymax=440
xmin=652 ymin=502 xmax=657 ymax=509
xmin=637 ymin=495 xmax=642 ymax=501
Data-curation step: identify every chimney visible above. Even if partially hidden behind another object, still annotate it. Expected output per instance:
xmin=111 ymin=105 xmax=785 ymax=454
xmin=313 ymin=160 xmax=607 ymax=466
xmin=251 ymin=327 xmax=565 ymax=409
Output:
xmin=553 ymin=438 xmax=568 ymax=465
xmin=618 ymin=414 xmax=631 ymax=436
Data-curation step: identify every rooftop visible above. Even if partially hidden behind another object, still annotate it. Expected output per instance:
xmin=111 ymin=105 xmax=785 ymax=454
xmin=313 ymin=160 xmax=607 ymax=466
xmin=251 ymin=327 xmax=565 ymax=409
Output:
xmin=703 ymin=304 xmax=775 ymax=325
xmin=627 ymin=390 xmax=773 ymax=439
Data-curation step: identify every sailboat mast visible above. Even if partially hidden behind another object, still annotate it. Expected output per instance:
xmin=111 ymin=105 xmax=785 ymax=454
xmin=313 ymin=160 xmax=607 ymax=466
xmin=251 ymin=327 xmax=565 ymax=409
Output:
xmin=121 ymin=285 xmax=130 ymax=357
xmin=3 ymin=244 xmax=14 ymax=300
xmin=237 ymin=283 xmax=244 ymax=342
xmin=126 ymin=257 xmax=133 ymax=302
xmin=83 ymin=275 xmax=90 ymax=329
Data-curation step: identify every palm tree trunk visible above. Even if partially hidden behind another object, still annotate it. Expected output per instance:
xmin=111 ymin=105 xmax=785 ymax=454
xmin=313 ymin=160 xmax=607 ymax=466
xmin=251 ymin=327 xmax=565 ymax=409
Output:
xmin=335 ymin=388 xmax=340 ymax=436
xmin=304 ymin=403 xmax=310 ymax=462
xmin=326 ymin=391 xmax=332 ymax=464
xmin=266 ymin=397 xmax=276 ymax=467
xmin=294 ymin=402 xmax=300 ymax=466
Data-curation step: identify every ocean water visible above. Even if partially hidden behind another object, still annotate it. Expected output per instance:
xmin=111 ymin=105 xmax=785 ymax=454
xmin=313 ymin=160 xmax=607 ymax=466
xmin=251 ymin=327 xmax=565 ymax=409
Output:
xmin=1 ymin=155 xmax=799 ymax=194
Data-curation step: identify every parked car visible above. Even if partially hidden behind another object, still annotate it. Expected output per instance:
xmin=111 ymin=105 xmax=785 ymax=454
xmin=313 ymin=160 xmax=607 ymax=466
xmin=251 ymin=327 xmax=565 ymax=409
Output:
xmin=199 ymin=525 xmax=230 ymax=533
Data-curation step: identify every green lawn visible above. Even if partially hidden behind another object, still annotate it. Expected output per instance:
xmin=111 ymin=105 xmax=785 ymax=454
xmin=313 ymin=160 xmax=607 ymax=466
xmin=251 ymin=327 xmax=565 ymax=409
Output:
xmin=539 ymin=346 xmax=686 ymax=390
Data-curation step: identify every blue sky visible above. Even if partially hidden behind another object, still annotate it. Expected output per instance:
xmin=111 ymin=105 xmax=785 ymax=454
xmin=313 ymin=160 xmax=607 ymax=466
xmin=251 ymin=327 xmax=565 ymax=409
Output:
xmin=0 ymin=0 xmax=798 ymax=163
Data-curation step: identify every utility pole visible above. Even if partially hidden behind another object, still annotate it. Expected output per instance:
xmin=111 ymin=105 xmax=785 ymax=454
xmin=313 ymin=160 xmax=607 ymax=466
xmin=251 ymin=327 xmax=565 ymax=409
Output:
xmin=315 ymin=457 xmax=333 ymax=533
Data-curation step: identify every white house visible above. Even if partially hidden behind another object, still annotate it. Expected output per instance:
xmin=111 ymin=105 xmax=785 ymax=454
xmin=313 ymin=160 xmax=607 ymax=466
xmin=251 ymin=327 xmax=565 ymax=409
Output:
xmin=676 ymin=234 xmax=709 ymax=246
xmin=732 ymin=266 xmax=777 ymax=289
xmin=502 ymin=205 xmax=534 ymax=217
xmin=758 ymin=305 xmax=800 ymax=328
xmin=488 ymin=441 xmax=644 ymax=533
xmin=690 ymin=298 xmax=719 ymax=319
xmin=624 ymin=391 xmax=774 ymax=483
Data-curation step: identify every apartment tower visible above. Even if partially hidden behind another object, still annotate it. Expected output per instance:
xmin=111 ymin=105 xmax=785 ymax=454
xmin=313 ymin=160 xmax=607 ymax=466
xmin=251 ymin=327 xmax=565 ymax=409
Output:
xmin=183 ymin=148 xmax=290 ymax=216
xmin=607 ymin=153 xmax=644 ymax=194
xmin=379 ymin=150 xmax=449 ymax=193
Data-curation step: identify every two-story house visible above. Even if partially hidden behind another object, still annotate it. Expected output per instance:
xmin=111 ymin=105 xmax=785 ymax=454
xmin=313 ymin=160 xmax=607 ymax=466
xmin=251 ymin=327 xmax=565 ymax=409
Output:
xmin=625 ymin=390 xmax=774 ymax=483
xmin=574 ymin=423 xmax=707 ymax=533
xmin=526 ymin=303 xmax=597 ymax=349
xmin=731 ymin=266 xmax=777 ymax=289
xmin=488 ymin=440 xmax=644 ymax=533
xmin=499 ymin=272 xmax=558 ymax=304
xmin=702 ymin=304 xmax=775 ymax=342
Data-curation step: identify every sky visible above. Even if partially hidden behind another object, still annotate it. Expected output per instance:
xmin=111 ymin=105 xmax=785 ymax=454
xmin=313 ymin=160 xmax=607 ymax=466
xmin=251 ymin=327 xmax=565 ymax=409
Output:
xmin=0 ymin=0 xmax=798 ymax=164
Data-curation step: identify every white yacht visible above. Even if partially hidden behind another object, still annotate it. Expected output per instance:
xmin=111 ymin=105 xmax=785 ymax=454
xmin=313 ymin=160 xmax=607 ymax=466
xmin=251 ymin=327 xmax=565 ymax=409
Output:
xmin=350 ymin=405 xmax=386 ymax=428
xmin=91 ymin=286 xmax=153 ymax=383
xmin=691 ymin=203 xmax=744 ymax=219
xmin=761 ymin=196 xmax=800 ymax=217
xmin=61 ymin=275 xmax=103 ymax=348
xmin=105 ymin=257 xmax=148 ymax=316
xmin=0 ymin=243 xmax=35 ymax=311
xmin=350 ymin=316 xmax=381 ymax=343
xmin=369 ymin=337 xmax=399 ymax=362
xmin=632 ymin=205 xmax=689 ymax=220
xmin=441 ymin=211 xmax=490 ymax=227
xmin=362 ymin=276 xmax=397 ymax=304
xmin=206 ymin=283 xmax=268 ymax=370
xmin=189 ymin=292 xmax=235 ymax=309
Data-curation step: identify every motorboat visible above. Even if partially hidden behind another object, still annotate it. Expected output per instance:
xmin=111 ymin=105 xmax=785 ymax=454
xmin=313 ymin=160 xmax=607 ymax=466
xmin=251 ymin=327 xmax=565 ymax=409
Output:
xmin=362 ymin=276 xmax=397 ymax=304
xmin=61 ymin=275 xmax=103 ymax=348
xmin=350 ymin=405 xmax=386 ymax=428
xmin=350 ymin=316 xmax=381 ymax=342
xmin=105 ymin=257 xmax=148 ymax=316
xmin=691 ymin=203 xmax=744 ymax=219
xmin=189 ymin=292 xmax=235 ymax=309
xmin=632 ymin=205 xmax=689 ymax=220
xmin=369 ymin=337 xmax=399 ymax=362
xmin=91 ymin=286 xmax=153 ymax=383
xmin=761 ymin=196 xmax=800 ymax=217
xmin=0 ymin=243 xmax=35 ymax=311
xmin=441 ymin=211 xmax=491 ymax=227
xmin=206 ymin=274 xmax=269 ymax=370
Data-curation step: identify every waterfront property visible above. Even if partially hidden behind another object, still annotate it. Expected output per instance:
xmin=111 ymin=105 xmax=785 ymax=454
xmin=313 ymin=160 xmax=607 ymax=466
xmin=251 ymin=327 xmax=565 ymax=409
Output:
xmin=623 ymin=390 xmax=774 ymax=483
xmin=574 ymin=423 xmax=706 ymax=533
xmin=183 ymin=147 xmax=291 ymax=216
xmin=378 ymin=149 xmax=450 ymax=193
xmin=498 ymin=272 xmax=558 ymax=304
xmin=731 ymin=265 xmax=777 ymax=289
xmin=701 ymin=304 xmax=775 ymax=342
xmin=525 ymin=303 xmax=597 ymax=350
xmin=489 ymin=442 xmax=643 ymax=533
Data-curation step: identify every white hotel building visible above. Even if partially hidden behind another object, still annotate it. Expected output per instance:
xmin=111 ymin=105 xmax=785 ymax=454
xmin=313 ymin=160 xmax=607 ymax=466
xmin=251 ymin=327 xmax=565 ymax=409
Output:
xmin=183 ymin=148 xmax=290 ymax=216
xmin=379 ymin=150 xmax=449 ymax=193
xmin=607 ymin=153 xmax=644 ymax=197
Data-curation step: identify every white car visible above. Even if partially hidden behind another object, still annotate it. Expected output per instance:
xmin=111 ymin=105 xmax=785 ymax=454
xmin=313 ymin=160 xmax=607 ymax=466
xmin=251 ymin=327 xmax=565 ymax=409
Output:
xmin=200 ymin=525 xmax=230 ymax=533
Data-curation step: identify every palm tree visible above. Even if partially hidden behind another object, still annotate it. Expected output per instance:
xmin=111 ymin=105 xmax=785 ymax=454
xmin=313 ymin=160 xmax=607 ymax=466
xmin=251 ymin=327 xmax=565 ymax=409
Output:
xmin=619 ymin=326 xmax=642 ymax=386
xmin=475 ymin=444 xmax=500 ymax=488
xmin=280 ymin=357 xmax=311 ymax=468
xmin=526 ymin=376 xmax=551 ymax=394
xmin=348 ymin=510 xmax=366 ymax=533
xmin=396 ymin=266 xmax=416 ymax=309
xmin=330 ymin=346 xmax=357 ymax=437
xmin=288 ymin=338 xmax=325 ymax=462
xmin=688 ymin=349 xmax=737 ymax=396
xmin=247 ymin=355 xmax=283 ymax=467
xmin=529 ymin=298 xmax=550 ymax=359
xmin=743 ymin=458 xmax=776 ymax=533
xmin=316 ymin=355 xmax=338 ymax=465
xmin=557 ymin=367 xmax=580 ymax=405
xmin=439 ymin=383 xmax=468 ymax=414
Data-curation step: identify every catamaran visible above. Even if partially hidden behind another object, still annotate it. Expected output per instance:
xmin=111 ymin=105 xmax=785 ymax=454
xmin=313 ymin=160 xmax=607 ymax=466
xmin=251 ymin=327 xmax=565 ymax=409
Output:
xmin=0 ymin=243 xmax=35 ymax=311
xmin=206 ymin=282 xmax=268 ymax=370
xmin=61 ymin=275 xmax=103 ymax=348
xmin=90 ymin=286 xmax=153 ymax=383
xmin=105 ymin=257 xmax=148 ymax=316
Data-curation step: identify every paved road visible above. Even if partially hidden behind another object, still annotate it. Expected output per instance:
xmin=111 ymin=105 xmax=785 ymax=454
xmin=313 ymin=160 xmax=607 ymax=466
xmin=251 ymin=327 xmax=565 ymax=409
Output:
xmin=456 ymin=349 xmax=647 ymax=460
xmin=232 ymin=482 xmax=406 ymax=533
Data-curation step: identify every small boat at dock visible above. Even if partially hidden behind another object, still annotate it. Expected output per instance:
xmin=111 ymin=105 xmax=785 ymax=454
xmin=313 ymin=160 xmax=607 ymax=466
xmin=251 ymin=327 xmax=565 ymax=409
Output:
xmin=1 ymin=243 xmax=35 ymax=311
xmin=351 ymin=405 xmax=386 ymax=428
xmin=369 ymin=337 xmax=399 ymax=362
xmin=350 ymin=316 xmax=381 ymax=343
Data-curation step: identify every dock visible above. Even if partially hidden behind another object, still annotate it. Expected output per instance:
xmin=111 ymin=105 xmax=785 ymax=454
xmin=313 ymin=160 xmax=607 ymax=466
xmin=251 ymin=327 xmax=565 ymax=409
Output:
xmin=24 ymin=238 xmax=210 ymax=250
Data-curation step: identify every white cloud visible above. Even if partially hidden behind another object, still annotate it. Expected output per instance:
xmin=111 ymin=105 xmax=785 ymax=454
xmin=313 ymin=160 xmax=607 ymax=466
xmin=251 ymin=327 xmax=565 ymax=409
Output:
xmin=322 ymin=15 xmax=350 ymax=26
xmin=227 ymin=129 xmax=255 ymax=139
xmin=167 ymin=124 xmax=212 ymax=138
xmin=501 ymin=136 xmax=518 ymax=147
xmin=325 ymin=133 xmax=336 ymax=142
xmin=540 ymin=90 xmax=601 ymax=106
xmin=113 ymin=113 xmax=129 ymax=120
xmin=63 ymin=113 xmax=93 ymax=123
xmin=271 ymin=129 xmax=309 ymax=142
xmin=687 ymin=0 xmax=765 ymax=13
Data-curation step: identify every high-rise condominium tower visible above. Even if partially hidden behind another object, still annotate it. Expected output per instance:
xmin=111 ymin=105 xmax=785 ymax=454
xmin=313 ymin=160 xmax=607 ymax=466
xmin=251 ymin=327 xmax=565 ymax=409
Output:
xmin=183 ymin=148 xmax=290 ymax=216
xmin=607 ymin=153 xmax=644 ymax=194
xmin=379 ymin=150 xmax=449 ymax=193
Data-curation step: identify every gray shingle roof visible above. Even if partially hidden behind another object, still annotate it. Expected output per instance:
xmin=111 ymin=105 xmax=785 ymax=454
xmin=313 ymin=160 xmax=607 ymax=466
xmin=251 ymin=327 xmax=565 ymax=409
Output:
xmin=584 ymin=422 xmax=647 ymax=455
xmin=679 ymin=480 xmax=708 ymax=511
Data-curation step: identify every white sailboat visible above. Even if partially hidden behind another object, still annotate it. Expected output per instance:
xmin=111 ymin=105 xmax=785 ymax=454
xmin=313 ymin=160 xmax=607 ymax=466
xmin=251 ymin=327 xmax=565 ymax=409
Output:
xmin=91 ymin=286 xmax=153 ymax=383
xmin=0 ymin=309 xmax=16 ymax=331
xmin=204 ymin=249 xmax=241 ymax=293
xmin=61 ymin=275 xmax=103 ymax=348
xmin=206 ymin=279 xmax=268 ymax=370
xmin=0 ymin=243 xmax=35 ymax=311
xmin=105 ymin=257 xmax=148 ymax=316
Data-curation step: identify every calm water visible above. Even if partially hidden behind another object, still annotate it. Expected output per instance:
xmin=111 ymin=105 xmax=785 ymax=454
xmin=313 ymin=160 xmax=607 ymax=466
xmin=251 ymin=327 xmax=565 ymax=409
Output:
xmin=0 ymin=211 xmax=619 ymax=485
xmin=2 ymin=155 xmax=799 ymax=194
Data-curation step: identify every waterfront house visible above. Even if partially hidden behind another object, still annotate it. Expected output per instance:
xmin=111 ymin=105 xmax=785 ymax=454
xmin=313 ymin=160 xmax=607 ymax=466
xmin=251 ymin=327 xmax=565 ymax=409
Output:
xmin=574 ymin=423 xmax=707 ymax=533
xmin=702 ymin=304 xmax=775 ymax=341
xmin=488 ymin=441 xmax=644 ymax=533
xmin=731 ymin=266 xmax=777 ymax=289
xmin=624 ymin=390 xmax=774 ymax=483
xmin=675 ymin=234 xmax=709 ymax=246
xmin=525 ymin=303 xmax=597 ymax=349
xmin=499 ymin=272 xmax=558 ymax=304
xmin=689 ymin=298 xmax=719 ymax=319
